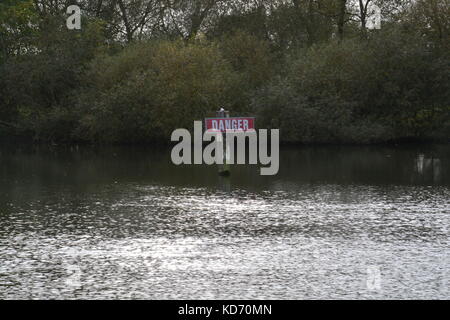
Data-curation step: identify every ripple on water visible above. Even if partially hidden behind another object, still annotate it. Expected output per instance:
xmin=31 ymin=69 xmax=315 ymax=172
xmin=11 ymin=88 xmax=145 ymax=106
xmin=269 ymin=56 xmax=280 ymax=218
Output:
xmin=0 ymin=183 xmax=448 ymax=299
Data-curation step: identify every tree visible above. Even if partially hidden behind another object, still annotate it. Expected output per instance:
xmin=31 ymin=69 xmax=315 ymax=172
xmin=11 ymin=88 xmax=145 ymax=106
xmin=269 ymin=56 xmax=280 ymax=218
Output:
xmin=75 ymin=41 xmax=238 ymax=142
xmin=409 ymin=0 xmax=450 ymax=49
xmin=116 ymin=0 xmax=165 ymax=42
xmin=337 ymin=0 xmax=348 ymax=40
xmin=0 ymin=0 xmax=39 ymax=62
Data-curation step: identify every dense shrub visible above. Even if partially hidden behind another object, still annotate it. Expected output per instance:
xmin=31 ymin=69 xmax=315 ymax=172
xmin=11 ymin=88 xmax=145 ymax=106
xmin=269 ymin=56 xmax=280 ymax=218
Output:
xmin=75 ymin=41 xmax=238 ymax=143
xmin=0 ymin=0 xmax=448 ymax=144
xmin=0 ymin=15 xmax=105 ymax=141
xmin=252 ymin=31 xmax=450 ymax=144
xmin=217 ymin=31 xmax=275 ymax=113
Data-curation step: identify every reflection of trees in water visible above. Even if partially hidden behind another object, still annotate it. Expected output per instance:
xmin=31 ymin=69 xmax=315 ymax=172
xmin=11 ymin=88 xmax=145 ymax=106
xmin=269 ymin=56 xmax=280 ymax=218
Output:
xmin=415 ymin=154 xmax=442 ymax=183
xmin=275 ymin=146 xmax=449 ymax=186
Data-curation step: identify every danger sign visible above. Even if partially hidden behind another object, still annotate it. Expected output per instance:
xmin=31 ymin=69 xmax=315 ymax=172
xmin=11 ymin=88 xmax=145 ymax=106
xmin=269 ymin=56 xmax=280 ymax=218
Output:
xmin=204 ymin=117 xmax=255 ymax=132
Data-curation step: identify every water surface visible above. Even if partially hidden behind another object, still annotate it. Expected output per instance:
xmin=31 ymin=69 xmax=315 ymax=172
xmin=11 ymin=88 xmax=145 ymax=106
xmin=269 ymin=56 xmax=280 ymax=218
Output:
xmin=0 ymin=144 xmax=449 ymax=299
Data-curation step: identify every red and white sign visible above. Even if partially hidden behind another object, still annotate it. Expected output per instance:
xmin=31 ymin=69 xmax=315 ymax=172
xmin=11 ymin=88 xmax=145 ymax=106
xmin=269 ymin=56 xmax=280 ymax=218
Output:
xmin=205 ymin=117 xmax=255 ymax=132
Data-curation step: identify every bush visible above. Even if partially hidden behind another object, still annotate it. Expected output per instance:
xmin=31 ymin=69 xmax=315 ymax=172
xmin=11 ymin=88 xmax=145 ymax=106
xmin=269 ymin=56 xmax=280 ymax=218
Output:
xmin=216 ymin=31 xmax=275 ymax=114
xmin=75 ymin=41 xmax=238 ymax=143
xmin=252 ymin=32 xmax=450 ymax=143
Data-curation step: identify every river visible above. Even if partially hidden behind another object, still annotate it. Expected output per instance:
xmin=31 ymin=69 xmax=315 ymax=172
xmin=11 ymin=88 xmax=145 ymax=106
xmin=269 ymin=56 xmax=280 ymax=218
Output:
xmin=0 ymin=144 xmax=448 ymax=299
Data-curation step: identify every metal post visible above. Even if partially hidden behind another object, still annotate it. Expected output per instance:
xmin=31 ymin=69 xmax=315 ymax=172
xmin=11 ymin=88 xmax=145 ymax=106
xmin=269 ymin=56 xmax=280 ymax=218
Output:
xmin=217 ymin=108 xmax=230 ymax=176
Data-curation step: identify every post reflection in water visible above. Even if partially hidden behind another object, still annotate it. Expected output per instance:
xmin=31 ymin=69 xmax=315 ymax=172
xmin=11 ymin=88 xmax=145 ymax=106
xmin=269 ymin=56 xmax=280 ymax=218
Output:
xmin=218 ymin=176 xmax=232 ymax=193
xmin=0 ymin=144 xmax=449 ymax=299
xmin=415 ymin=153 xmax=442 ymax=184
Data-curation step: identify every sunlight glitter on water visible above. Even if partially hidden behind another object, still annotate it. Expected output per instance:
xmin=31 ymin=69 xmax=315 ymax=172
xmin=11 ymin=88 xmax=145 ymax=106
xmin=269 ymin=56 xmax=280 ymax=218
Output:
xmin=0 ymin=145 xmax=449 ymax=299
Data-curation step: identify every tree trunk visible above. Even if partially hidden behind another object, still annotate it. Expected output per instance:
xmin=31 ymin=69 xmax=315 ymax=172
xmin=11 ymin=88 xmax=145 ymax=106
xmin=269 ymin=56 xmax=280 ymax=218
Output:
xmin=117 ymin=0 xmax=134 ymax=42
xmin=337 ymin=0 xmax=347 ymax=41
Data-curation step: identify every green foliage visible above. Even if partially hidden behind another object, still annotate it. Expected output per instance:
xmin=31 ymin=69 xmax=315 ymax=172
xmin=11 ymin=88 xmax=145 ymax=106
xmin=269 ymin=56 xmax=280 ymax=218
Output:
xmin=0 ymin=0 xmax=38 ymax=63
xmin=208 ymin=6 xmax=268 ymax=40
xmin=0 ymin=11 xmax=106 ymax=141
xmin=75 ymin=41 xmax=237 ymax=143
xmin=216 ymin=31 xmax=274 ymax=113
xmin=0 ymin=0 xmax=448 ymax=144
xmin=252 ymin=31 xmax=450 ymax=143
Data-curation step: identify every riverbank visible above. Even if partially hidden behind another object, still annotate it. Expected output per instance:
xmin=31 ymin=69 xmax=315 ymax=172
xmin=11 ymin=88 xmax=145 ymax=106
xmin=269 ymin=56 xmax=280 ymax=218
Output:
xmin=1 ymin=130 xmax=448 ymax=147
